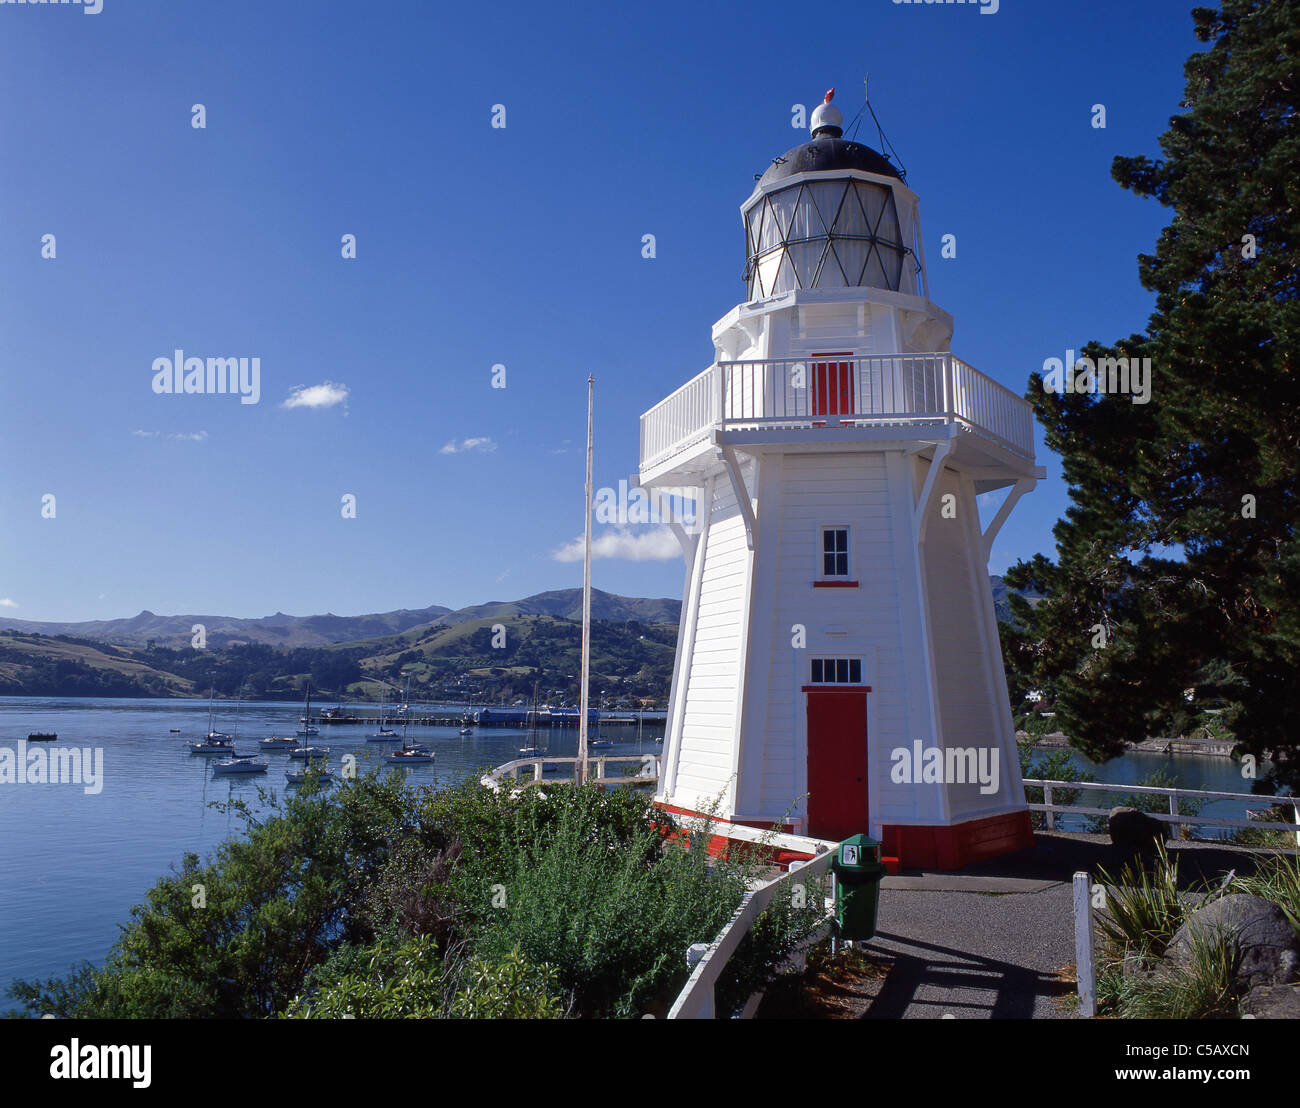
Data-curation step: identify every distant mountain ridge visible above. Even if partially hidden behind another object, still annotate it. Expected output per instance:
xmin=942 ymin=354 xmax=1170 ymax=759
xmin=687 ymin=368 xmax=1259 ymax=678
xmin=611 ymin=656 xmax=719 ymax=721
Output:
xmin=0 ymin=589 xmax=681 ymax=649
xmin=0 ymin=579 xmax=1029 ymax=650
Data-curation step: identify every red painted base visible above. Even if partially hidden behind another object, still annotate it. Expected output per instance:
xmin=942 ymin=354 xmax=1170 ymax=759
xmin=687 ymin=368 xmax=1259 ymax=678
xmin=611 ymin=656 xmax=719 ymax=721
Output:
xmin=880 ymin=810 xmax=1035 ymax=871
xmin=653 ymin=803 xmax=1035 ymax=871
xmin=655 ymin=802 xmax=809 ymax=866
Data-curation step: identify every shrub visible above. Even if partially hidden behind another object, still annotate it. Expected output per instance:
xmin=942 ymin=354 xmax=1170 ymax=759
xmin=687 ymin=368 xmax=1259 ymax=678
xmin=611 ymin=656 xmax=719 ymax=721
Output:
xmin=1018 ymin=743 xmax=1093 ymax=830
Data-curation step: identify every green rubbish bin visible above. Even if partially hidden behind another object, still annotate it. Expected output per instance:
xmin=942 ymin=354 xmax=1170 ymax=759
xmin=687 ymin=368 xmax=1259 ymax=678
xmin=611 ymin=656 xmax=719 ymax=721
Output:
xmin=831 ymin=834 xmax=885 ymax=941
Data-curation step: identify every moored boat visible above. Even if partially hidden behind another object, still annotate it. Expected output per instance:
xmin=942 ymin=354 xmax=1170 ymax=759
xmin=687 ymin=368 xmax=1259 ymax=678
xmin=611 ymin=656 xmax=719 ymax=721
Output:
xmin=212 ymin=754 xmax=268 ymax=776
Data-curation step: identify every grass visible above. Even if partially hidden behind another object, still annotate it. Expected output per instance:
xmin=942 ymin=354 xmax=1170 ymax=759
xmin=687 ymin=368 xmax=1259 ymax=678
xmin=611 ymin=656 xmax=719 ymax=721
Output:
xmin=1231 ymin=849 xmax=1300 ymax=935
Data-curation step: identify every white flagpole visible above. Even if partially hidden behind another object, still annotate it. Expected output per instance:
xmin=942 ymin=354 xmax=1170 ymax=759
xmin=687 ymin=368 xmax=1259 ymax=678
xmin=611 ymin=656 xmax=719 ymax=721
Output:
xmin=577 ymin=375 xmax=594 ymax=786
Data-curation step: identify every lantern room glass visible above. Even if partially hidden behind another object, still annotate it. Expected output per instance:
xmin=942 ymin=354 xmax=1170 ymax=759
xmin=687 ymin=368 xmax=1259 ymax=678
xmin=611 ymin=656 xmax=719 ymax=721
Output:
xmin=744 ymin=178 xmax=917 ymax=299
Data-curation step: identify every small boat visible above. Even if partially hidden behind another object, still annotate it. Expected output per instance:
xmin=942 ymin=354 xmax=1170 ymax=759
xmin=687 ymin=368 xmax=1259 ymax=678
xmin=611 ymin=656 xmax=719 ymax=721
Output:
xmin=296 ymin=725 xmax=320 ymax=736
xmin=458 ymin=725 xmax=473 ymax=736
xmin=386 ymin=744 xmax=435 ymax=764
xmin=589 ymin=739 xmax=613 ymax=749
xmin=212 ymin=754 xmax=268 ymax=776
xmin=189 ymin=736 xmax=235 ymax=754
xmin=367 ymin=681 xmax=400 ymax=741
xmin=259 ymin=735 xmax=298 ymax=749
xmin=285 ymin=765 xmax=335 ymax=785
xmin=386 ymin=684 xmax=434 ymax=763
xmin=289 ymin=686 xmax=328 ymax=759
xmin=168 ymin=728 xmax=181 ymax=734
xmin=27 ymin=732 xmax=57 ymax=742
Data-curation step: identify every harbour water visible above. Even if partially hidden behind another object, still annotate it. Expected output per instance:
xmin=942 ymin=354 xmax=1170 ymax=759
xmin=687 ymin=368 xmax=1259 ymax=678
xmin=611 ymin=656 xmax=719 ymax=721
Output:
xmin=0 ymin=697 xmax=1277 ymax=1000
xmin=0 ymin=695 xmax=663 ymax=1000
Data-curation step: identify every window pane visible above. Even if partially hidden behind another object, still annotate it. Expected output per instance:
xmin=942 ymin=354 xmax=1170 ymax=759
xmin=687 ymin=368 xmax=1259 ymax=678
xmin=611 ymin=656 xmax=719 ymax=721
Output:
xmin=811 ymin=659 xmax=823 ymax=683
xmin=835 ymin=553 xmax=848 ymax=575
xmin=849 ymin=659 xmax=862 ymax=684
xmin=836 ymin=659 xmax=849 ymax=683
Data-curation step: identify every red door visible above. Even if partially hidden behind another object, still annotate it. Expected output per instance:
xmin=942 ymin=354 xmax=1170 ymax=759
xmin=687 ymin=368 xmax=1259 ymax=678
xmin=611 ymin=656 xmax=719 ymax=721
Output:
xmin=805 ymin=688 xmax=869 ymax=840
xmin=811 ymin=353 xmax=855 ymax=424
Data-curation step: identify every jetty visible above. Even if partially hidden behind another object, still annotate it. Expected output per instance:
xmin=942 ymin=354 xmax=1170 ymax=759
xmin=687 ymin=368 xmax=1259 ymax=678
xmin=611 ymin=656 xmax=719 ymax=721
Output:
xmin=310 ymin=709 xmax=668 ymax=729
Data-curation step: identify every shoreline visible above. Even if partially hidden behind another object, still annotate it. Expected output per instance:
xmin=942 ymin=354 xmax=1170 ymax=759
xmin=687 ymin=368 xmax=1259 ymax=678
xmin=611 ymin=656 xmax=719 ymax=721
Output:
xmin=1020 ymin=731 xmax=1236 ymax=758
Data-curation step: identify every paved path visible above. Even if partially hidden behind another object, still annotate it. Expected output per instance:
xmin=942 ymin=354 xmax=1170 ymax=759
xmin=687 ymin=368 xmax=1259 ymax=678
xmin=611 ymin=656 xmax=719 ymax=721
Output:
xmin=862 ymin=876 xmax=1075 ymax=1018
xmin=836 ymin=832 xmax=1272 ymax=1019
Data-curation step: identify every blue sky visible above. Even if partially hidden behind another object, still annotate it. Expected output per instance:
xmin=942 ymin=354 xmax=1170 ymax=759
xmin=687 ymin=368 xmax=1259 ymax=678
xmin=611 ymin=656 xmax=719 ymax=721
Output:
xmin=0 ymin=0 xmax=1201 ymax=622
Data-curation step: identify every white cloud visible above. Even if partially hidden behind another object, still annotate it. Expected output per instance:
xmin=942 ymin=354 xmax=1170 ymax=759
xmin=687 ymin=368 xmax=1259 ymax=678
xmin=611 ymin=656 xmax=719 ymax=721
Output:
xmin=0 ymin=597 xmax=17 ymax=608
xmin=552 ymin=526 xmax=680 ymax=563
xmin=439 ymin=437 xmax=497 ymax=455
xmin=282 ymin=381 xmax=350 ymax=410
xmin=132 ymin=429 xmax=208 ymax=441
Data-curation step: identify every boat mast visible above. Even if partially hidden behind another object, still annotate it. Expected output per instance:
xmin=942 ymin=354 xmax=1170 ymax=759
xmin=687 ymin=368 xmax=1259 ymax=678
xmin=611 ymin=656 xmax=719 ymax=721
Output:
xmin=577 ymin=375 xmax=594 ymax=786
xmin=299 ymin=681 xmax=311 ymax=752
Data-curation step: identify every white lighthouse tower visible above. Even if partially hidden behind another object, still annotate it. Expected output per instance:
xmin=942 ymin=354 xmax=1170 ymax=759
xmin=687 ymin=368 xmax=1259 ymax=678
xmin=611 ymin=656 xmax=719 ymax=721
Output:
xmin=641 ymin=91 xmax=1044 ymax=869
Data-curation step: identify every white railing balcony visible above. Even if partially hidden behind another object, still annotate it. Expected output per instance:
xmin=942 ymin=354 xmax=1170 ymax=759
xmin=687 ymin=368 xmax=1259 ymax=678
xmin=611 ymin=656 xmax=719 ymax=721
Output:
xmin=639 ymin=353 xmax=1035 ymax=473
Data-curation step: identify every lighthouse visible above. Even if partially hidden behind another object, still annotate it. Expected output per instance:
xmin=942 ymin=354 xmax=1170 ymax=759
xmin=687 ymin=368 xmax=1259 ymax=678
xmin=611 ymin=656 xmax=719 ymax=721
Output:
xmin=641 ymin=91 xmax=1044 ymax=869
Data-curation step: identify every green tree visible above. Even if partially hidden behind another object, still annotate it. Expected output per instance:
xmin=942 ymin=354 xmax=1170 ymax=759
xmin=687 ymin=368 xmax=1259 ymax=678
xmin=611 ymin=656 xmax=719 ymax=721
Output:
xmin=1006 ymin=0 xmax=1300 ymax=790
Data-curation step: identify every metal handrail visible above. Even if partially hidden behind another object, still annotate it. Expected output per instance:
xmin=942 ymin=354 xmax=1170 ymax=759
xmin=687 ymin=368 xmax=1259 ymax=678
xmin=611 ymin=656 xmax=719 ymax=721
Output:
xmin=481 ymin=754 xmax=659 ymax=791
xmin=639 ymin=352 xmax=1034 ymax=471
xmin=1023 ymin=777 xmax=1300 ymax=843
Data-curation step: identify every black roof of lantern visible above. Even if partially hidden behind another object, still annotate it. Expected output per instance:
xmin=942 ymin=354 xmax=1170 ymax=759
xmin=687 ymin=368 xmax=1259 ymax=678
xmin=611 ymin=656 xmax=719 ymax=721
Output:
xmin=759 ymin=135 xmax=902 ymax=188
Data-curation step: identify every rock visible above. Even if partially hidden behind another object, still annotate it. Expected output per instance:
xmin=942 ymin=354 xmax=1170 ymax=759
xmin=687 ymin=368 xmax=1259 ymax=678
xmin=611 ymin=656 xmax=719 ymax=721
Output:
xmin=1241 ymin=984 xmax=1300 ymax=1019
xmin=1166 ymin=894 xmax=1300 ymax=990
xmin=1108 ymin=807 xmax=1166 ymax=849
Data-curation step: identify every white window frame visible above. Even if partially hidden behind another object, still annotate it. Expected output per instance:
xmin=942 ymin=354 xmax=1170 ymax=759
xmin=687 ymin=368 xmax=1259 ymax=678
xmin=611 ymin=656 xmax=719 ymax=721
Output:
xmin=809 ymin=656 xmax=864 ymax=685
xmin=819 ymin=524 xmax=852 ymax=580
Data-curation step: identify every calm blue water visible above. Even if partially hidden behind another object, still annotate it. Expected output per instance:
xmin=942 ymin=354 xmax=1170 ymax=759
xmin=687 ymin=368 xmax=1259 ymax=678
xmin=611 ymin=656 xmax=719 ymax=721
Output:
xmin=0 ymin=696 xmax=664 ymax=999
xmin=1027 ymin=746 xmax=1287 ymax=836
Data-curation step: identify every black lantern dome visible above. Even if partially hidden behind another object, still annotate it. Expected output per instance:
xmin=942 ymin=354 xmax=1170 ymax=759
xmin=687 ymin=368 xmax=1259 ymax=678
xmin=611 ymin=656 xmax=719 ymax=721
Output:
xmin=743 ymin=89 xmax=919 ymax=301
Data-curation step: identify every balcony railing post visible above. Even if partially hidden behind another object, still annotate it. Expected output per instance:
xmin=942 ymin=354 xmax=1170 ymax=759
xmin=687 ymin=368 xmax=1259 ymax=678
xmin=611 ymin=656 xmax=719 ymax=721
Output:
xmin=641 ymin=353 xmax=1034 ymax=470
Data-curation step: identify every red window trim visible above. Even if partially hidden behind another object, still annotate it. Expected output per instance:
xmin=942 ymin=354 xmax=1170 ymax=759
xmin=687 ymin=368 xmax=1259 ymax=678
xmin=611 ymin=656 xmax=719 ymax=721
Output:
xmin=813 ymin=580 xmax=859 ymax=588
xmin=801 ymin=685 xmax=872 ymax=693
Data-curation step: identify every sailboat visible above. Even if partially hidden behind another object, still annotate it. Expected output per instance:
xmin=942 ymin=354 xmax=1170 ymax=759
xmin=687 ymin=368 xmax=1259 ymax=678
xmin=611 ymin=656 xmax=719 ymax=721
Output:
xmin=212 ymin=681 xmax=268 ymax=775
xmin=189 ymin=682 xmax=235 ymax=754
xmin=367 ymin=680 xmax=400 ymax=741
xmin=386 ymin=679 xmax=434 ymax=764
xmin=260 ymin=733 xmax=298 ymax=749
xmin=289 ymin=684 xmax=329 ymax=761
xmin=212 ymin=753 xmax=268 ymax=775
xmin=285 ymin=762 xmax=334 ymax=785
xmin=518 ymin=688 xmax=545 ymax=756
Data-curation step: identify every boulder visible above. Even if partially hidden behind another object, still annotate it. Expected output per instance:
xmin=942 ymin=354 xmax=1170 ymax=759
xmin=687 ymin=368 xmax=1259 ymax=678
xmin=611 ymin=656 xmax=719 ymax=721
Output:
xmin=1241 ymin=984 xmax=1300 ymax=1019
xmin=1166 ymin=893 xmax=1300 ymax=990
xmin=1108 ymin=807 xmax=1166 ymax=849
